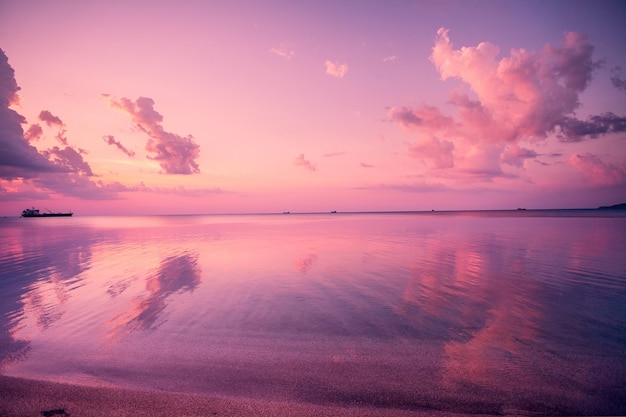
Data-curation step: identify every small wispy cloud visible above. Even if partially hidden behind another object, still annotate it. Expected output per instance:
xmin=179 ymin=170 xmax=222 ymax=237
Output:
xmin=294 ymin=153 xmax=317 ymax=171
xmin=24 ymin=124 xmax=43 ymax=141
xmin=569 ymin=153 xmax=626 ymax=185
xmin=38 ymin=110 xmax=63 ymax=127
xmin=39 ymin=110 xmax=68 ymax=145
xmin=325 ymin=60 xmax=348 ymax=78
xmin=501 ymin=144 xmax=538 ymax=168
xmin=323 ymin=151 xmax=345 ymax=158
xmin=103 ymin=135 xmax=135 ymax=157
xmin=269 ymin=42 xmax=295 ymax=60
xmin=358 ymin=182 xmax=447 ymax=193
xmin=360 ymin=162 xmax=374 ymax=168
xmin=383 ymin=55 xmax=396 ymax=62
xmin=611 ymin=66 xmax=626 ymax=93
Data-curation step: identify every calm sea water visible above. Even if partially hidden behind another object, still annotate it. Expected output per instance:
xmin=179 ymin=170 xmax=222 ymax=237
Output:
xmin=1 ymin=210 xmax=625 ymax=414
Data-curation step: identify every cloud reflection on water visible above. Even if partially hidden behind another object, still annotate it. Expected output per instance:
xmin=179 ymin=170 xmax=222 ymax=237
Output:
xmin=391 ymin=218 xmax=625 ymax=413
xmin=295 ymin=254 xmax=318 ymax=274
xmin=0 ymin=219 xmax=94 ymax=369
xmin=105 ymin=252 xmax=201 ymax=341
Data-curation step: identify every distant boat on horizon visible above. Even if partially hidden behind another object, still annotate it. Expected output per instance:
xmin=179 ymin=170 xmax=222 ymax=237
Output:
xmin=21 ymin=208 xmax=73 ymax=218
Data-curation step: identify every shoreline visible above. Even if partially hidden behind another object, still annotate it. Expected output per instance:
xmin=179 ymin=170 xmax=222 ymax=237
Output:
xmin=0 ymin=375 xmax=498 ymax=417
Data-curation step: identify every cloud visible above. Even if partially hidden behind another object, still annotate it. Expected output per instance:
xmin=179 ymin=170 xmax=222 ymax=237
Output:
xmin=0 ymin=51 xmax=121 ymax=200
xmin=361 ymin=182 xmax=447 ymax=193
xmin=41 ymin=146 xmax=94 ymax=176
xmin=408 ymin=136 xmax=455 ymax=169
xmin=104 ymin=95 xmax=200 ymax=174
xmin=557 ymin=113 xmax=626 ymax=142
xmin=1 ymin=49 xmax=175 ymax=202
xmin=611 ymin=66 xmax=626 ymax=93
xmin=38 ymin=110 xmax=63 ymax=127
xmin=0 ymin=49 xmax=20 ymax=106
xmin=388 ymin=105 xmax=455 ymax=131
xmin=294 ymin=153 xmax=316 ymax=171
xmin=103 ymin=134 xmax=135 ymax=157
xmin=430 ymin=28 xmax=602 ymax=142
xmin=453 ymin=144 xmax=512 ymax=182
xmin=383 ymin=55 xmax=396 ymax=62
xmin=389 ymin=28 xmax=622 ymax=181
xmin=0 ymin=49 xmax=65 ymax=180
xmin=24 ymin=124 xmax=43 ymax=141
xmin=325 ymin=60 xmax=349 ymax=78
xmin=55 ymin=129 xmax=69 ymax=145
xmin=32 ymin=175 xmax=127 ymax=200
xmin=0 ymin=180 xmax=51 ymax=200
xmin=501 ymin=144 xmax=538 ymax=168
xmin=134 ymin=183 xmax=225 ymax=197
xmin=269 ymin=42 xmax=294 ymax=60
xmin=360 ymin=162 xmax=374 ymax=168
xmin=38 ymin=110 xmax=69 ymax=144
xmin=323 ymin=151 xmax=346 ymax=158
xmin=569 ymin=153 xmax=626 ymax=185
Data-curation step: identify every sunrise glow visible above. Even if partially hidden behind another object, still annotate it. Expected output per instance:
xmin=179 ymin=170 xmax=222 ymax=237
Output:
xmin=1 ymin=1 xmax=625 ymax=215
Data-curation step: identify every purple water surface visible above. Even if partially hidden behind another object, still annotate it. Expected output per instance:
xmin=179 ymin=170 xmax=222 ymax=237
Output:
xmin=1 ymin=211 xmax=625 ymax=414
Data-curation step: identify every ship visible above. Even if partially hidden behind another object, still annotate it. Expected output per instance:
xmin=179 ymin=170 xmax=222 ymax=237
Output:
xmin=21 ymin=208 xmax=73 ymax=217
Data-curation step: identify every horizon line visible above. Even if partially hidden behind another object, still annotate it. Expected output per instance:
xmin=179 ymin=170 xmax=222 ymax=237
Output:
xmin=5 ymin=203 xmax=626 ymax=218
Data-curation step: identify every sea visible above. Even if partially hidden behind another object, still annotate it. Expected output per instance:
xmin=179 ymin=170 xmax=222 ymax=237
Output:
xmin=1 ymin=210 xmax=625 ymax=415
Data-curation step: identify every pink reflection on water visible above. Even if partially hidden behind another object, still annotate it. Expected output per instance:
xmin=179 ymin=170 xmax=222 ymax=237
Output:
xmin=295 ymin=254 xmax=318 ymax=274
xmin=105 ymin=253 xmax=201 ymax=342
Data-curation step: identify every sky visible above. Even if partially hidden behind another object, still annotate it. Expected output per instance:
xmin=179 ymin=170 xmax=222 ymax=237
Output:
xmin=1 ymin=0 xmax=625 ymax=215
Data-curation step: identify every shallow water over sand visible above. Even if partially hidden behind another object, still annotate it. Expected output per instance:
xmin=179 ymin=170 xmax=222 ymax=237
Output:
xmin=1 ymin=211 xmax=625 ymax=414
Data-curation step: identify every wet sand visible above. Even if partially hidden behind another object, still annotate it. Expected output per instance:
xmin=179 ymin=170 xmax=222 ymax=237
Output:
xmin=0 ymin=375 xmax=499 ymax=417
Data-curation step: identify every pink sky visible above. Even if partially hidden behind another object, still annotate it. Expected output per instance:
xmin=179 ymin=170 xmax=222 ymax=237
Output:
xmin=1 ymin=1 xmax=625 ymax=215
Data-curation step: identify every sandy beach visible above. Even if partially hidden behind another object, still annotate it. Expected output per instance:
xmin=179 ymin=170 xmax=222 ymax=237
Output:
xmin=0 ymin=375 xmax=496 ymax=417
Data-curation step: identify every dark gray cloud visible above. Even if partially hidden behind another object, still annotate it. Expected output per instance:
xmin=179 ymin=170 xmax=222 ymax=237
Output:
xmin=557 ymin=113 xmax=626 ymax=142
xmin=0 ymin=49 xmax=64 ymax=180
xmin=0 ymin=49 xmax=20 ymax=105
xmin=0 ymin=49 xmax=129 ymax=202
